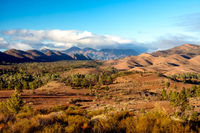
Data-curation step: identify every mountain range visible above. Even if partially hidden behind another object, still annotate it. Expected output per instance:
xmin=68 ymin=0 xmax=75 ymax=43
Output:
xmin=105 ymin=44 xmax=200 ymax=75
xmin=1 ymin=44 xmax=200 ymax=68
xmin=62 ymin=46 xmax=138 ymax=60
xmin=41 ymin=46 xmax=138 ymax=60
xmin=0 ymin=46 xmax=138 ymax=64
xmin=0 ymin=49 xmax=91 ymax=64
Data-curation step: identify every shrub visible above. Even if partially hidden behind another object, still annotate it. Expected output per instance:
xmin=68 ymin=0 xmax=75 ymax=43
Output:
xmin=7 ymin=118 xmax=38 ymax=133
xmin=65 ymin=115 xmax=90 ymax=133
xmin=35 ymin=112 xmax=60 ymax=127
xmin=16 ymin=106 xmax=34 ymax=119
xmin=42 ymin=123 xmax=64 ymax=133
xmin=0 ymin=113 xmax=15 ymax=123
xmin=119 ymin=117 xmax=136 ymax=133
xmin=190 ymin=111 xmax=199 ymax=122
xmin=174 ymin=85 xmax=177 ymax=90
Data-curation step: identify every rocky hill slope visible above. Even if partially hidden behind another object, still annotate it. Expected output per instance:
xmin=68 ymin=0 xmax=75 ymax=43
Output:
xmin=105 ymin=44 xmax=200 ymax=75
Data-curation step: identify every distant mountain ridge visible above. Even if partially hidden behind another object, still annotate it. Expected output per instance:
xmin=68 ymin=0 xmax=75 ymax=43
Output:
xmin=0 ymin=49 xmax=91 ymax=64
xmin=1 ymin=44 xmax=200 ymax=65
xmin=62 ymin=46 xmax=138 ymax=60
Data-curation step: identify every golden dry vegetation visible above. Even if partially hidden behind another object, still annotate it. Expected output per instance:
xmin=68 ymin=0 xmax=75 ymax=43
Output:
xmin=0 ymin=60 xmax=199 ymax=132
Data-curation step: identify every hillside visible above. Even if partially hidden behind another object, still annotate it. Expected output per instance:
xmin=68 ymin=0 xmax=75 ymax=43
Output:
xmin=5 ymin=49 xmax=34 ymax=62
xmin=105 ymin=44 xmax=200 ymax=75
xmin=0 ymin=51 xmax=21 ymax=63
xmin=0 ymin=49 xmax=90 ymax=64
xmin=152 ymin=44 xmax=200 ymax=58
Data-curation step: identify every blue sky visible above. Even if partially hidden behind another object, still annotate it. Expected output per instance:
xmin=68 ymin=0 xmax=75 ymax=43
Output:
xmin=0 ymin=0 xmax=200 ymax=52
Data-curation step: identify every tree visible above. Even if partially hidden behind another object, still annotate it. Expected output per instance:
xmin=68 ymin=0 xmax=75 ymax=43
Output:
xmin=5 ymin=92 xmax=24 ymax=113
xmin=173 ymin=85 xmax=177 ymax=90
xmin=105 ymin=85 xmax=109 ymax=91
xmin=196 ymin=86 xmax=200 ymax=97
xmin=98 ymin=74 xmax=104 ymax=85
xmin=89 ymin=84 xmax=93 ymax=94
xmin=161 ymin=89 xmax=167 ymax=100
xmin=36 ymin=79 xmax=43 ymax=88
xmin=81 ymin=78 xmax=88 ymax=87
xmin=165 ymin=82 xmax=170 ymax=88
xmin=169 ymin=91 xmax=178 ymax=105
xmin=177 ymin=88 xmax=189 ymax=112
xmin=14 ymin=82 xmax=23 ymax=92
xmin=0 ymin=82 xmax=3 ymax=90
xmin=169 ymin=88 xmax=189 ymax=113
xmin=22 ymin=81 xmax=29 ymax=90
xmin=8 ymin=83 xmax=12 ymax=90
xmin=107 ymin=76 xmax=112 ymax=85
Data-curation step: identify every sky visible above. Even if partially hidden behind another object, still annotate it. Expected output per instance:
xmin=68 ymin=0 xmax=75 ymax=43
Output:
xmin=0 ymin=0 xmax=200 ymax=52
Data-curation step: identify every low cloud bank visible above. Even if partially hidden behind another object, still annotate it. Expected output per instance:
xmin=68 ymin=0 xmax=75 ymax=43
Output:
xmin=0 ymin=29 xmax=199 ymax=53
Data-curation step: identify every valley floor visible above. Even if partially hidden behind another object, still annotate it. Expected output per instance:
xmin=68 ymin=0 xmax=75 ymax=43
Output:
xmin=0 ymin=61 xmax=199 ymax=132
xmin=0 ymin=72 xmax=199 ymax=113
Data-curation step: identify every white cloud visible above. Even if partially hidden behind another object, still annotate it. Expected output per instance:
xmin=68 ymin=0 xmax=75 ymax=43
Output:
xmin=0 ymin=37 xmax=8 ymax=49
xmin=8 ymin=43 xmax=33 ymax=50
xmin=105 ymin=35 xmax=133 ymax=44
xmin=3 ymin=29 xmax=46 ymax=44
xmin=1 ymin=29 xmax=134 ymax=50
xmin=146 ymin=34 xmax=200 ymax=53
xmin=0 ymin=37 xmax=7 ymax=44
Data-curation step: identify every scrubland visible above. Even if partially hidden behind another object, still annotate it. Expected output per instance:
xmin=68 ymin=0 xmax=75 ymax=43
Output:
xmin=0 ymin=61 xmax=199 ymax=132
